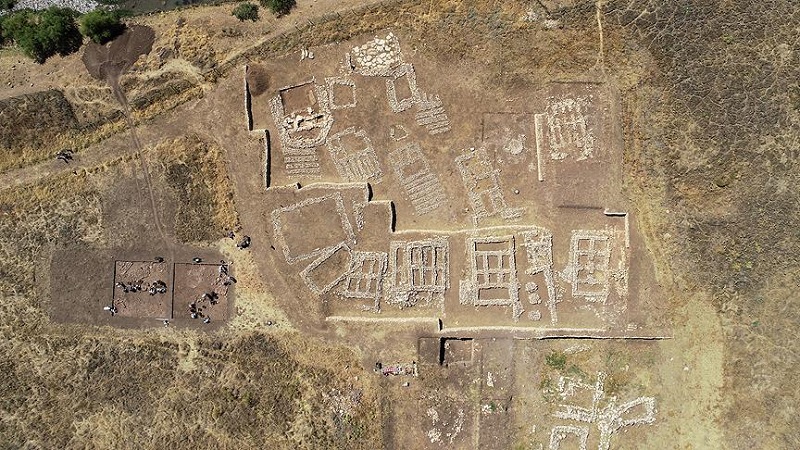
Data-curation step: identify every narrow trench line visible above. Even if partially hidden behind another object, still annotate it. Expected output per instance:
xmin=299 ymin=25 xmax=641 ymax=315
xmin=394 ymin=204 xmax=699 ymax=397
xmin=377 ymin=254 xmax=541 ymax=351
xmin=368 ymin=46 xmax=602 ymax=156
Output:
xmin=112 ymin=76 xmax=176 ymax=271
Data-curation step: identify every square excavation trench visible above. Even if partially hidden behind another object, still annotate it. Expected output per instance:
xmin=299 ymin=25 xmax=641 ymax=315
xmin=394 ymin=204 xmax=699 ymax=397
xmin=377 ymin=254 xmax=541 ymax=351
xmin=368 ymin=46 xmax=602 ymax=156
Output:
xmin=172 ymin=263 xmax=232 ymax=321
xmin=112 ymin=261 xmax=170 ymax=318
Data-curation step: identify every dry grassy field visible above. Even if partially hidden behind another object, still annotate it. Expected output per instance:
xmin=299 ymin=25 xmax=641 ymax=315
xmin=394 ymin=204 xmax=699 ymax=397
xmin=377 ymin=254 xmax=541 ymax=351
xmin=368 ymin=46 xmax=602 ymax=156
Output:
xmin=0 ymin=0 xmax=797 ymax=448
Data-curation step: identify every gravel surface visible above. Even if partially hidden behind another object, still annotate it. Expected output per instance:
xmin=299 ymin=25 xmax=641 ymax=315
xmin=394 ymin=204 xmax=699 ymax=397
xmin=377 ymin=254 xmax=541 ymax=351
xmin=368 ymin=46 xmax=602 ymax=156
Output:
xmin=9 ymin=0 xmax=99 ymax=13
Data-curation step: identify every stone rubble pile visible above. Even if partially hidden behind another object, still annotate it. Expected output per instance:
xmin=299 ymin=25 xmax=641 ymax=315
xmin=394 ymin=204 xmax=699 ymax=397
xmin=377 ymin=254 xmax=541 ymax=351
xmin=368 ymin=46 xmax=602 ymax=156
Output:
xmin=10 ymin=0 xmax=98 ymax=14
xmin=282 ymin=107 xmax=325 ymax=132
xmin=350 ymin=32 xmax=404 ymax=76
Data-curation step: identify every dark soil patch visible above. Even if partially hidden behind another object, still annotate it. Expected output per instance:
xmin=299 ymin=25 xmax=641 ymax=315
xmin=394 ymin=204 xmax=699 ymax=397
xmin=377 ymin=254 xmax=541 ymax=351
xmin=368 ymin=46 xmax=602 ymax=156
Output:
xmin=246 ymin=64 xmax=271 ymax=97
xmin=83 ymin=25 xmax=156 ymax=84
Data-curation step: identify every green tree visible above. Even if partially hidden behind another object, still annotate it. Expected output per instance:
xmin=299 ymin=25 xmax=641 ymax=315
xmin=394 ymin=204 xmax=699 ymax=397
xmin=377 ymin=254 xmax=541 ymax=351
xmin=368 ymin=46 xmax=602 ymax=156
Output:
xmin=1 ymin=7 xmax=82 ymax=63
xmin=78 ymin=9 xmax=125 ymax=44
xmin=0 ymin=9 xmax=31 ymax=42
xmin=0 ymin=0 xmax=16 ymax=11
xmin=232 ymin=2 xmax=258 ymax=22
xmin=259 ymin=0 xmax=294 ymax=16
xmin=1 ymin=10 xmax=44 ymax=60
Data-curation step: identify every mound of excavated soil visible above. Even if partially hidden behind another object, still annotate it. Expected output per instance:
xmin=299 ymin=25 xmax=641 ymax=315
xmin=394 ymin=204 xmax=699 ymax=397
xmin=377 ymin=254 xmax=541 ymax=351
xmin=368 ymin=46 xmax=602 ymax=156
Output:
xmin=82 ymin=25 xmax=156 ymax=83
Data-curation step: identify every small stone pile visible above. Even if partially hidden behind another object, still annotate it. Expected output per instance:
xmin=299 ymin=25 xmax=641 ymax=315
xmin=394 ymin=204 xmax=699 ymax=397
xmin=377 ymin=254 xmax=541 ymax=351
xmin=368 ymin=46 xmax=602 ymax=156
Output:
xmin=351 ymin=32 xmax=403 ymax=76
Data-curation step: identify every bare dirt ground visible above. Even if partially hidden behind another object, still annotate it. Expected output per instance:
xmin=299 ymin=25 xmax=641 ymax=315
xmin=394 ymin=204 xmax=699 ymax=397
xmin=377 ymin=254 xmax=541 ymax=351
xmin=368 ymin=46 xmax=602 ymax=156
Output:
xmin=245 ymin=28 xmax=653 ymax=336
xmin=0 ymin=0 xmax=797 ymax=448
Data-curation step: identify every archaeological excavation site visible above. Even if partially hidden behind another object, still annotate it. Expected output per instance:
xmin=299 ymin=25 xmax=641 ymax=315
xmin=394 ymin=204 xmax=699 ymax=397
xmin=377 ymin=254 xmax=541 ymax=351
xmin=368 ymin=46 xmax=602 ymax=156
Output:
xmin=1 ymin=0 xmax=796 ymax=448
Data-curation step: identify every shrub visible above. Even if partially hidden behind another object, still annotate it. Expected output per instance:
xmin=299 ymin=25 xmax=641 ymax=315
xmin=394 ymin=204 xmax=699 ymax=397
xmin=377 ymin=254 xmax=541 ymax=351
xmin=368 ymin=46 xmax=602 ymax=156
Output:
xmin=78 ymin=9 xmax=125 ymax=44
xmin=232 ymin=2 xmax=258 ymax=22
xmin=0 ymin=0 xmax=15 ymax=11
xmin=259 ymin=0 xmax=294 ymax=17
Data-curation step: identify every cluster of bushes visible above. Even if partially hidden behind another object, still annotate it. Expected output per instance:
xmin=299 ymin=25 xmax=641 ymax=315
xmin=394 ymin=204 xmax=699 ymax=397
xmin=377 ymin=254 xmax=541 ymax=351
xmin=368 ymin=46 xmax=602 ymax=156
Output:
xmin=232 ymin=0 xmax=294 ymax=22
xmin=232 ymin=2 xmax=258 ymax=22
xmin=79 ymin=9 xmax=126 ymax=44
xmin=0 ymin=7 xmax=125 ymax=63
xmin=0 ymin=0 xmax=295 ymax=62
